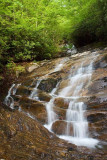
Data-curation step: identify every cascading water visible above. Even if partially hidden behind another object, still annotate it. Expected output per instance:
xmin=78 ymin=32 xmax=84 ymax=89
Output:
xmin=44 ymin=82 xmax=59 ymax=130
xmin=4 ymin=54 xmax=100 ymax=148
xmin=44 ymin=58 xmax=70 ymax=130
xmin=4 ymin=84 xmax=21 ymax=109
xmin=29 ymin=58 xmax=68 ymax=101
xmin=29 ymin=80 xmax=42 ymax=100
xmin=58 ymin=54 xmax=99 ymax=148
xmin=44 ymin=54 xmax=99 ymax=147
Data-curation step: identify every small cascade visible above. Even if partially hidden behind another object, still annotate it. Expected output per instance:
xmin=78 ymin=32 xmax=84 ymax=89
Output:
xmin=4 ymin=53 xmax=100 ymax=148
xmin=43 ymin=58 xmax=70 ymax=130
xmin=4 ymin=84 xmax=21 ymax=109
xmin=44 ymin=53 xmax=99 ymax=147
xmin=44 ymin=82 xmax=60 ymax=131
xmin=54 ymin=58 xmax=69 ymax=72
xmin=29 ymin=58 xmax=68 ymax=101
xmin=66 ymin=101 xmax=88 ymax=137
xmin=58 ymin=54 xmax=99 ymax=148
xmin=44 ymin=59 xmax=68 ymax=130
xmin=29 ymin=80 xmax=42 ymax=100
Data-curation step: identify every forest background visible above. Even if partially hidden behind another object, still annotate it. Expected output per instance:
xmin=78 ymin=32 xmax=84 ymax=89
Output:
xmin=0 ymin=0 xmax=107 ymax=73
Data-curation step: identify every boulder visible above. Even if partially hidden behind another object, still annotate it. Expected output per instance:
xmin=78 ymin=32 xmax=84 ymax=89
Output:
xmin=86 ymin=111 xmax=107 ymax=123
xmin=89 ymin=119 xmax=107 ymax=141
xmin=37 ymin=90 xmax=51 ymax=102
xmin=38 ymin=78 xmax=60 ymax=93
xmin=22 ymin=79 xmax=35 ymax=87
xmin=25 ymin=63 xmax=39 ymax=73
xmin=18 ymin=96 xmax=47 ymax=124
xmin=54 ymin=97 xmax=69 ymax=109
xmin=52 ymin=120 xmax=73 ymax=135
xmin=54 ymin=107 xmax=66 ymax=120
xmin=93 ymin=53 xmax=107 ymax=69
xmin=16 ymin=86 xmax=32 ymax=96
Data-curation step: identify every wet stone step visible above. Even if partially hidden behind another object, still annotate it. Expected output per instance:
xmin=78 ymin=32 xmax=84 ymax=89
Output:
xmin=85 ymin=111 xmax=107 ymax=123
xmin=38 ymin=78 xmax=60 ymax=93
xmin=16 ymin=85 xmax=33 ymax=96
xmin=89 ymin=120 xmax=107 ymax=140
xmin=18 ymin=96 xmax=47 ymax=124
xmin=52 ymin=120 xmax=73 ymax=135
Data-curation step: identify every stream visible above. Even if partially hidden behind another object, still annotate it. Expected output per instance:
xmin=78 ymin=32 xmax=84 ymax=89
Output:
xmin=4 ymin=49 xmax=107 ymax=149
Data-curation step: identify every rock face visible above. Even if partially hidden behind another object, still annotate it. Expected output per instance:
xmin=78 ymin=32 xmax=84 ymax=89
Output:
xmin=25 ymin=63 xmax=39 ymax=73
xmin=54 ymin=97 xmax=69 ymax=109
xmin=0 ymin=107 xmax=76 ymax=160
xmin=1 ymin=48 xmax=107 ymax=159
xmin=52 ymin=120 xmax=73 ymax=135
xmin=38 ymin=78 xmax=59 ymax=93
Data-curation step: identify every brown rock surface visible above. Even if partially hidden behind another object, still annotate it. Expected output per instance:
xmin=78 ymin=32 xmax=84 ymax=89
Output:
xmin=54 ymin=97 xmax=69 ymax=109
xmin=19 ymin=96 xmax=47 ymax=124
xmin=52 ymin=120 xmax=73 ymax=135
xmin=1 ymin=48 xmax=107 ymax=159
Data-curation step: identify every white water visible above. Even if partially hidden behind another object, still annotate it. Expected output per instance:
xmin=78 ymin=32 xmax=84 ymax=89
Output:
xmin=44 ymin=82 xmax=59 ymax=131
xmin=4 ymin=84 xmax=21 ymax=109
xmin=44 ymin=53 xmax=99 ymax=148
xmin=4 ymin=53 xmax=99 ymax=148
xmin=57 ymin=54 xmax=99 ymax=148
xmin=44 ymin=58 xmax=70 ymax=130
xmin=53 ymin=58 xmax=69 ymax=72
xmin=29 ymin=58 xmax=68 ymax=100
xmin=29 ymin=80 xmax=42 ymax=100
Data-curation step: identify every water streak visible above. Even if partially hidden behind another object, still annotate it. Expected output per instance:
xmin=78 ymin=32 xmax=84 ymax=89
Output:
xmin=29 ymin=80 xmax=42 ymax=100
xmin=58 ymin=54 xmax=99 ymax=147
xmin=44 ymin=82 xmax=59 ymax=131
xmin=4 ymin=84 xmax=21 ymax=109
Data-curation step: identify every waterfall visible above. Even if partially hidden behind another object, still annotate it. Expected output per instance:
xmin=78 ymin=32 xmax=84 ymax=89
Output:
xmin=29 ymin=80 xmax=42 ymax=100
xmin=44 ymin=58 xmax=70 ymax=130
xmin=29 ymin=58 xmax=68 ymax=101
xmin=4 ymin=54 xmax=99 ymax=148
xmin=58 ymin=54 xmax=99 ymax=148
xmin=4 ymin=84 xmax=21 ymax=109
xmin=44 ymin=82 xmax=59 ymax=130
xmin=44 ymin=54 xmax=99 ymax=147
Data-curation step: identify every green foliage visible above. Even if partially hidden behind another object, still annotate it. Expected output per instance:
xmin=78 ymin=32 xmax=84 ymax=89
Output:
xmin=68 ymin=0 xmax=107 ymax=46
xmin=0 ymin=0 xmax=62 ymax=66
xmin=0 ymin=0 xmax=107 ymax=71
xmin=6 ymin=60 xmax=16 ymax=70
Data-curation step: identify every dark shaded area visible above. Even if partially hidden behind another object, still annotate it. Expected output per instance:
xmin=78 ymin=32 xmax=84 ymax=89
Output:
xmin=70 ymin=0 xmax=107 ymax=47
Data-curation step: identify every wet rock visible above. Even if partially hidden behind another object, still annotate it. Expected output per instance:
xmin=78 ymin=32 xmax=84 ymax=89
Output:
xmin=52 ymin=120 xmax=73 ymax=135
xmin=25 ymin=63 xmax=39 ymax=73
xmin=1 ymin=48 xmax=107 ymax=159
xmin=87 ymin=102 xmax=107 ymax=111
xmin=22 ymin=79 xmax=35 ymax=87
xmin=54 ymin=97 xmax=69 ymax=109
xmin=18 ymin=96 xmax=47 ymax=123
xmin=88 ymin=78 xmax=107 ymax=95
xmin=89 ymin=120 xmax=107 ymax=141
xmin=86 ymin=111 xmax=107 ymax=123
xmin=16 ymin=86 xmax=32 ymax=96
xmin=37 ymin=90 xmax=51 ymax=102
xmin=57 ymin=79 xmax=70 ymax=93
xmin=54 ymin=107 xmax=66 ymax=120
xmin=94 ymin=54 xmax=107 ymax=69
xmin=0 ymin=108 xmax=78 ymax=160
xmin=86 ymin=95 xmax=107 ymax=111
xmin=38 ymin=78 xmax=60 ymax=93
